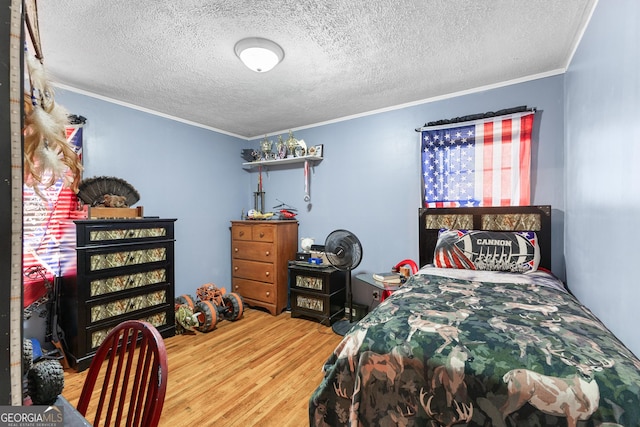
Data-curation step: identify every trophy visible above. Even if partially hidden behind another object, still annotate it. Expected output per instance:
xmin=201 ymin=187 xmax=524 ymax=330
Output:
xmin=286 ymin=130 xmax=298 ymax=158
xmin=276 ymin=135 xmax=287 ymax=159
xmin=261 ymin=135 xmax=273 ymax=160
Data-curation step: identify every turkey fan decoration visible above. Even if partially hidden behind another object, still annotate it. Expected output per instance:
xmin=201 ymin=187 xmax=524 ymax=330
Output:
xmin=77 ymin=176 xmax=141 ymax=207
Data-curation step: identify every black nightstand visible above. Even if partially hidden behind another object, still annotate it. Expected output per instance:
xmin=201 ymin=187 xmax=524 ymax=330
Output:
xmin=288 ymin=262 xmax=346 ymax=325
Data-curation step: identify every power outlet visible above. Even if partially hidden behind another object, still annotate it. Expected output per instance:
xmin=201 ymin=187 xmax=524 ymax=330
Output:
xmin=372 ymin=290 xmax=380 ymax=301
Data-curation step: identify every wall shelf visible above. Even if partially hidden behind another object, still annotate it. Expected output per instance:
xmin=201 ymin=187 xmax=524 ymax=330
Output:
xmin=242 ymin=155 xmax=323 ymax=168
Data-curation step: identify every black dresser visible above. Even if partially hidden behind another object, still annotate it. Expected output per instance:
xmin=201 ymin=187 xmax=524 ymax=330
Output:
xmin=288 ymin=262 xmax=346 ymax=325
xmin=59 ymin=218 xmax=177 ymax=371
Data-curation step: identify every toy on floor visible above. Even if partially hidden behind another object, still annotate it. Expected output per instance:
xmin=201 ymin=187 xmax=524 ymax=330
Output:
xmin=174 ymin=302 xmax=199 ymax=334
xmin=23 ymin=338 xmax=65 ymax=405
xmin=175 ymin=283 xmax=244 ymax=333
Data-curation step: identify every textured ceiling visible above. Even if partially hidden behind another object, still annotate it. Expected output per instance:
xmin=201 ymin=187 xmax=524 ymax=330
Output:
xmin=36 ymin=1 xmax=596 ymax=139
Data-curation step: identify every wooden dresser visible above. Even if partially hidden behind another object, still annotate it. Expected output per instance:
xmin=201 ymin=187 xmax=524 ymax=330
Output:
xmin=230 ymin=220 xmax=298 ymax=315
xmin=60 ymin=218 xmax=177 ymax=371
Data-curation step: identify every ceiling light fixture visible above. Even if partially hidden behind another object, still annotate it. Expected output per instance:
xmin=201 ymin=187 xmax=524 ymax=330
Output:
xmin=234 ymin=37 xmax=284 ymax=73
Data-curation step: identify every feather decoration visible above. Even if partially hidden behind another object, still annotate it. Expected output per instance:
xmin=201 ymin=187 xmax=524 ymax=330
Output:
xmin=23 ymin=49 xmax=83 ymax=196
xmin=77 ymin=176 xmax=141 ymax=207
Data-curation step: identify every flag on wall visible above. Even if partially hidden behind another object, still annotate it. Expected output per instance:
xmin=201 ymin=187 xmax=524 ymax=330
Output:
xmin=23 ymin=124 xmax=84 ymax=308
xmin=420 ymin=111 xmax=534 ymax=207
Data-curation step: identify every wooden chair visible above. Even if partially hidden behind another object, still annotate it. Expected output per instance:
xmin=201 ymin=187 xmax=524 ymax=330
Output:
xmin=77 ymin=320 xmax=168 ymax=427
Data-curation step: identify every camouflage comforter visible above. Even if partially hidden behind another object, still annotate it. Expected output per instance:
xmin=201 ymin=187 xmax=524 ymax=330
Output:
xmin=309 ymin=268 xmax=640 ymax=426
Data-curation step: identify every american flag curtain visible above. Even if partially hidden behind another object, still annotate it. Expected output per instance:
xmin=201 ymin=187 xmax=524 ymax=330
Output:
xmin=420 ymin=111 xmax=534 ymax=207
xmin=23 ymin=125 xmax=84 ymax=307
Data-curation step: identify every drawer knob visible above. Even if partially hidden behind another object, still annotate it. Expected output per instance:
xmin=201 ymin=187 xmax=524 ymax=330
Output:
xmin=234 ymin=266 xmax=239 ymax=271
xmin=259 ymin=232 xmax=264 ymax=238
xmin=239 ymin=231 xmax=245 ymax=237
xmin=265 ymin=272 xmax=270 ymax=277
xmin=265 ymin=251 xmax=270 ymax=256
xmin=234 ymin=285 xmax=239 ymax=290
xmin=234 ymin=247 xmax=239 ymax=252
xmin=266 ymin=292 xmax=270 ymax=297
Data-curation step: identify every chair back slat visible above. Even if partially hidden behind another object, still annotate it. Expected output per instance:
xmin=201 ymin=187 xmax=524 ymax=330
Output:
xmin=77 ymin=320 xmax=168 ymax=427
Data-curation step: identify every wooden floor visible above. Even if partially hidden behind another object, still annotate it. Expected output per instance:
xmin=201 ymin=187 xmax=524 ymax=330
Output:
xmin=62 ymin=308 xmax=343 ymax=426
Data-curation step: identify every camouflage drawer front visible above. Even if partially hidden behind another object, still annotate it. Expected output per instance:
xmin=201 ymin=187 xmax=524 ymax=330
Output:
xmin=425 ymin=214 xmax=473 ymax=230
xmin=90 ymin=247 xmax=166 ymax=271
xmin=90 ymin=290 xmax=166 ymax=322
xmin=90 ymin=269 xmax=167 ymax=296
xmin=90 ymin=311 xmax=167 ymax=349
xmin=89 ymin=227 xmax=167 ymax=242
xmin=296 ymin=294 xmax=324 ymax=312
xmin=296 ymin=275 xmax=324 ymax=291
xmin=481 ymin=212 xmax=541 ymax=230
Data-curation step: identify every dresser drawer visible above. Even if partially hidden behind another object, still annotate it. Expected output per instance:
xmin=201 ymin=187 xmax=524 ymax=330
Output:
xmin=88 ymin=267 xmax=168 ymax=297
xmin=232 ymin=224 xmax=253 ymax=241
xmin=87 ymin=284 xmax=169 ymax=325
xmin=80 ymin=242 xmax=172 ymax=276
xmin=232 ymin=240 xmax=274 ymax=262
xmin=232 ymin=259 xmax=275 ymax=283
xmin=251 ymin=225 xmax=274 ymax=242
xmin=86 ymin=307 xmax=172 ymax=351
xmin=76 ymin=220 xmax=174 ymax=247
xmin=232 ymin=278 xmax=276 ymax=304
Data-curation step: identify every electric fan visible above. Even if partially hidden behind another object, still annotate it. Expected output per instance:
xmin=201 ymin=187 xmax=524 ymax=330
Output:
xmin=325 ymin=229 xmax=363 ymax=336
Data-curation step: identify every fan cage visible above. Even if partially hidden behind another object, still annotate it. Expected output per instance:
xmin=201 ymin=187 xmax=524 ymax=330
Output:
xmin=325 ymin=229 xmax=362 ymax=271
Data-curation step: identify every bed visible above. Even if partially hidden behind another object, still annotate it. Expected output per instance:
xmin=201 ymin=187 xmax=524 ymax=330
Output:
xmin=309 ymin=205 xmax=640 ymax=427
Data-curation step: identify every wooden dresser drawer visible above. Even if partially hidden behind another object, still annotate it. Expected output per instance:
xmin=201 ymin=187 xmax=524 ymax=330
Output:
xmin=232 ymin=240 xmax=273 ymax=262
xmin=232 ymin=224 xmax=253 ymax=241
xmin=232 ymin=278 xmax=276 ymax=304
xmin=232 ymin=259 xmax=275 ymax=283
xmin=251 ymin=225 xmax=274 ymax=242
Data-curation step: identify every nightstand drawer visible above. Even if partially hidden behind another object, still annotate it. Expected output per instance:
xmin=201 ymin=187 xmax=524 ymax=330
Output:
xmin=289 ymin=265 xmax=346 ymax=294
xmin=232 ymin=240 xmax=273 ymax=262
xmin=290 ymin=288 xmax=345 ymax=326
xmin=232 ymin=259 xmax=275 ymax=283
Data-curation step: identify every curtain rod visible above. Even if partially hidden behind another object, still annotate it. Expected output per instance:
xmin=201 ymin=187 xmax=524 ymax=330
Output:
xmin=415 ymin=106 xmax=536 ymax=132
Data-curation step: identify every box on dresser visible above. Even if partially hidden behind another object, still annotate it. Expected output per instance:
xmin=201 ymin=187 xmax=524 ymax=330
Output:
xmin=230 ymin=220 xmax=298 ymax=316
xmin=59 ymin=218 xmax=177 ymax=371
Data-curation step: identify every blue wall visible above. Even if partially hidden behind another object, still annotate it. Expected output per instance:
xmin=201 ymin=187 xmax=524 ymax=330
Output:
xmin=565 ymin=0 xmax=640 ymax=356
xmin=57 ymin=74 xmax=566 ymax=312
xmin=56 ymin=90 xmax=246 ymax=295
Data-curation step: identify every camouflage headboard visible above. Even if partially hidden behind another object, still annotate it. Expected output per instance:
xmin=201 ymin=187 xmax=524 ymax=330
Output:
xmin=418 ymin=205 xmax=552 ymax=270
